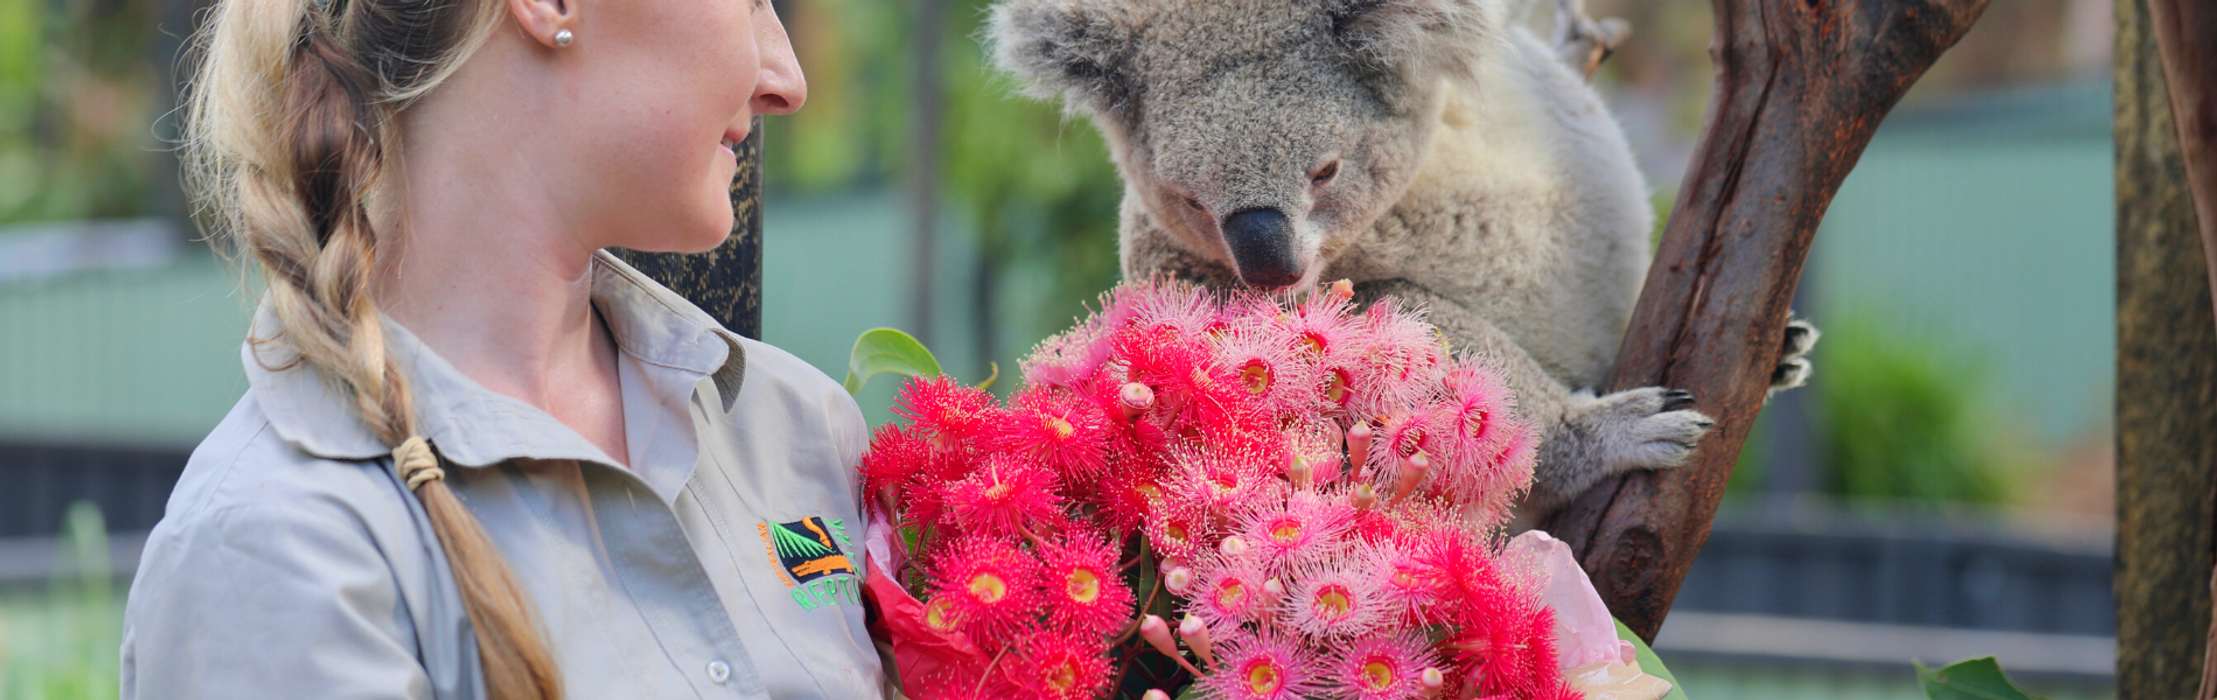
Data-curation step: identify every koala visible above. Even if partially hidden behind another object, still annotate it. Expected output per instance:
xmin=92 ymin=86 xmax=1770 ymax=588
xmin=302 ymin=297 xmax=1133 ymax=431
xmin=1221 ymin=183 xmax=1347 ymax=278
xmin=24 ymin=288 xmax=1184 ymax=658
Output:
xmin=988 ymin=0 xmax=1815 ymax=521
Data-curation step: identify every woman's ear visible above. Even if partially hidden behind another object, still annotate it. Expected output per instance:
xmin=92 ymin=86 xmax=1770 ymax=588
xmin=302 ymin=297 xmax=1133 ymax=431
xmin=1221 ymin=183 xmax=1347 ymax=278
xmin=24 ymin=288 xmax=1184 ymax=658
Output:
xmin=507 ymin=0 xmax=577 ymax=49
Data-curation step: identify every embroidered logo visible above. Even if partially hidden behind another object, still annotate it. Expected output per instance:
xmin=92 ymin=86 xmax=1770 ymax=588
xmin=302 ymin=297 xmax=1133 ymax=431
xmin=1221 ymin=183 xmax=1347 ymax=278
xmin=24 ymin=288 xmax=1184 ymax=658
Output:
xmin=758 ymin=516 xmax=860 ymax=611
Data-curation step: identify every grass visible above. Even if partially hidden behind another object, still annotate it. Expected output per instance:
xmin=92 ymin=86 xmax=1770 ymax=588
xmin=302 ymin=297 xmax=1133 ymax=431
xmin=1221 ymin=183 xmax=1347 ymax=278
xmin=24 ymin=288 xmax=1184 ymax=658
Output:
xmin=2 ymin=501 xmax=123 ymax=700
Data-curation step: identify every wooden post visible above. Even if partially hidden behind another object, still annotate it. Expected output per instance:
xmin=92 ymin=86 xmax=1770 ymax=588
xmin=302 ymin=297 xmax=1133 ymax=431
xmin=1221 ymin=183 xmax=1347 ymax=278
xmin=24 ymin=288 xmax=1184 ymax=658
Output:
xmin=1539 ymin=0 xmax=1988 ymax=641
xmin=2125 ymin=0 xmax=2217 ymax=697
xmin=615 ymin=116 xmax=767 ymax=340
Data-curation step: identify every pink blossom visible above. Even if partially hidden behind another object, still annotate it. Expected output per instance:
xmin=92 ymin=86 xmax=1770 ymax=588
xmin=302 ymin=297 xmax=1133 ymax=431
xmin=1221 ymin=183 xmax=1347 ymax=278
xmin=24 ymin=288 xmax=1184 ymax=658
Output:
xmin=1281 ymin=561 xmax=1389 ymax=639
xmin=1197 ymin=630 xmax=1324 ymax=700
xmin=1185 ymin=554 xmax=1274 ymax=628
xmin=1235 ymin=492 xmax=1355 ymax=574
xmin=1326 ymin=633 xmax=1441 ymax=700
xmin=1038 ymin=532 xmax=1135 ymax=640
xmin=1007 ymin=634 xmax=1113 ymax=700
xmin=940 ymin=455 xmax=1065 ymax=536
xmin=996 ymin=385 xmax=1112 ymax=482
xmin=898 ymin=374 xmax=1003 ymax=451
xmin=924 ymin=535 xmax=1045 ymax=646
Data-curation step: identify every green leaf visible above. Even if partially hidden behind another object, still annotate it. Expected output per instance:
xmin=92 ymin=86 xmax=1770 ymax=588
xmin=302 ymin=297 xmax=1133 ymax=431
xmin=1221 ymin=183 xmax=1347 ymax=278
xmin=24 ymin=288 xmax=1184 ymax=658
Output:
xmin=1914 ymin=657 xmax=2047 ymax=700
xmin=1616 ymin=617 xmax=1690 ymax=700
xmin=844 ymin=328 xmax=942 ymax=396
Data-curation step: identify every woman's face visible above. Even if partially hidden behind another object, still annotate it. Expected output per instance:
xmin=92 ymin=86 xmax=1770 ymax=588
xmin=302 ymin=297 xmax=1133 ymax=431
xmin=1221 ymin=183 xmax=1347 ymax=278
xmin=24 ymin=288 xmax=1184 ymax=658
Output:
xmin=559 ymin=0 xmax=804 ymax=254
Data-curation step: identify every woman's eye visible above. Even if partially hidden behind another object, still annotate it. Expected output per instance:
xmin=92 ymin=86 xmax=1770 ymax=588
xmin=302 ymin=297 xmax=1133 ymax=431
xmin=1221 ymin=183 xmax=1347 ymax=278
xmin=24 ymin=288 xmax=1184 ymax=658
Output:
xmin=1310 ymin=160 xmax=1340 ymax=187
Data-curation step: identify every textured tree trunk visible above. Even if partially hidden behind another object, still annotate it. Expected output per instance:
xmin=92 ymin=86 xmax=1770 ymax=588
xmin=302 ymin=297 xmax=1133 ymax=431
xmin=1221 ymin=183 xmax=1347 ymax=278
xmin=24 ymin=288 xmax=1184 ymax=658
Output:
xmin=614 ymin=116 xmax=767 ymax=340
xmin=1539 ymin=0 xmax=1988 ymax=642
xmin=2130 ymin=0 xmax=2217 ymax=697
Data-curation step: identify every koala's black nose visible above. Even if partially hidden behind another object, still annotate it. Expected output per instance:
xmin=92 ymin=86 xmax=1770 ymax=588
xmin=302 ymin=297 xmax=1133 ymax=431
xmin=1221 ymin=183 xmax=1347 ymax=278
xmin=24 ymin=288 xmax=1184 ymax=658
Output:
xmin=1221 ymin=207 xmax=1302 ymax=290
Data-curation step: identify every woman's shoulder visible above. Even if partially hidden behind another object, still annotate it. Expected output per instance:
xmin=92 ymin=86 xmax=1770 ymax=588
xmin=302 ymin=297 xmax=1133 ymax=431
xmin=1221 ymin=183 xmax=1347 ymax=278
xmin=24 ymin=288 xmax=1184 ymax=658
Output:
xmin=155 ymin=391 xmax=420 ymax=549
xmin=727 ymin=335 xmax=846 ymax=403
xmin=707 ymin=334 xmax=868 ymax=490
xmin=725 ymin=335 xmax=865 ymax=439
xmin=123 ymin=393 xmax=456 ymax=699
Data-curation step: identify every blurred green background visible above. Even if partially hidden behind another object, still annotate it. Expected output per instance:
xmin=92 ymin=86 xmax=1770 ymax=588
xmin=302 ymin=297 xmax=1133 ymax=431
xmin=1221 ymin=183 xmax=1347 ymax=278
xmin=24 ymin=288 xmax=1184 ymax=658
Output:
xmin=0 ymin=0 xmax=2118 ymax=696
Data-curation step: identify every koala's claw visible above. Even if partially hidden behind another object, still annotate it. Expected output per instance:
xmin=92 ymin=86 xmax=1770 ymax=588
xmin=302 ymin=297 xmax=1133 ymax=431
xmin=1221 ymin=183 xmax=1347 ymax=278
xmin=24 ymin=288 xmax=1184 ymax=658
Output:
xmin=1768 ymin=316 xmax=1821 ymax=399
xmin=1552 ymin=0 xmax=1631 ymax=79
xmin=1567 ymin=387 xmax=1715 ymax=474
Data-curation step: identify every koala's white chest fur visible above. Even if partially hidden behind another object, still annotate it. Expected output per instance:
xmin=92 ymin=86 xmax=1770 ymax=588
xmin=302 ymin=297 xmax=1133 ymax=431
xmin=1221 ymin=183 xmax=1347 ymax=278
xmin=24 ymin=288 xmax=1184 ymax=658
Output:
xmin=1323 ymin=30 xmax=1653 ymax=391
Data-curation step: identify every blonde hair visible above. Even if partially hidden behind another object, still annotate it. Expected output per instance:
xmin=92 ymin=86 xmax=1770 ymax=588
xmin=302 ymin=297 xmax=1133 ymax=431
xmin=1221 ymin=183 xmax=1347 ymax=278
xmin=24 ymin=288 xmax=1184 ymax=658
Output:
xmin=182 ymin=0 xmax=562 ymax=695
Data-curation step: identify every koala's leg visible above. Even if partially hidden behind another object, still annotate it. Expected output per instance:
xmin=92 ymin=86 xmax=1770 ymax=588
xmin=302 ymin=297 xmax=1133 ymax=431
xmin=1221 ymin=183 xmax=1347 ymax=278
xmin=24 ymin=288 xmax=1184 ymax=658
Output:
xmin=1769 ymin=316 xmax=1821 ymax=399
xmin=1351 ymin=280 xmax=1714 ymax=522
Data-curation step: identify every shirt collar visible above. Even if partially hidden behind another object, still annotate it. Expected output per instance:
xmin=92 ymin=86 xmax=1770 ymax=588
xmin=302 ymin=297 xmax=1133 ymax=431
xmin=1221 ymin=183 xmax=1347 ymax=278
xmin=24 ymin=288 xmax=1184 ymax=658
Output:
xmin=244 ymin=250 xmax=748 ymax=468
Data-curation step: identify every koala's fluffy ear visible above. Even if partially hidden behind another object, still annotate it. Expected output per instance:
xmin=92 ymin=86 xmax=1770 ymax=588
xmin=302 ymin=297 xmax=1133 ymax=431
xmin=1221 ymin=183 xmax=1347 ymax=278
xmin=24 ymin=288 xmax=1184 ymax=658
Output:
xmin=987 ymin=0 xmax=1140 ymax=119
xmin=1330 ymin=0 xmax=1506 ymax=82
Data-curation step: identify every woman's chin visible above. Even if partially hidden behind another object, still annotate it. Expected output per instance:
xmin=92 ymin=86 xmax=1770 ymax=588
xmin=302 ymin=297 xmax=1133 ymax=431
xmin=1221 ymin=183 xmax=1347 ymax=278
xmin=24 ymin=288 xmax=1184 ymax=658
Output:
xmin=668 ymin=219 xmax=734 ymax=254
xmin=618 ymin=212 xmax=733 ymax=255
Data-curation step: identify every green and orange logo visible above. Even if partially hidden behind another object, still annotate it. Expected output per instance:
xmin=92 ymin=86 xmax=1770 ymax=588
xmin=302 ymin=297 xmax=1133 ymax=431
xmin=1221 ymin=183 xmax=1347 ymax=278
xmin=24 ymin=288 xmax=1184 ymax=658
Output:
xmin=758 ymin=516 xmax=860 ymax=611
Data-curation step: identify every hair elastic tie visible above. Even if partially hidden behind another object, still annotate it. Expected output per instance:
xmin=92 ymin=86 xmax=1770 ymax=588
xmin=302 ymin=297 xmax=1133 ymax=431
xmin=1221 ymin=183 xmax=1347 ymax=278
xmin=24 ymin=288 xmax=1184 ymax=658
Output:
xmin=393 ymin=436 xmax=446 ymax=490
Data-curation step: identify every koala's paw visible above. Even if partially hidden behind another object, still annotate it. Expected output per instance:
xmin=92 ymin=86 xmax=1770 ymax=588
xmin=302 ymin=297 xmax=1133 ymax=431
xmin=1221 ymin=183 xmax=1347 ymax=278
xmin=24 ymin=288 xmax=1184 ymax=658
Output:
xmin=1768 ymin=316 xmax=1821 ymax=399
xmin=1568 ymin=387 xmax=1715 ymax=474
xmin=1551 ymin=0 xmax=1631 ymax=79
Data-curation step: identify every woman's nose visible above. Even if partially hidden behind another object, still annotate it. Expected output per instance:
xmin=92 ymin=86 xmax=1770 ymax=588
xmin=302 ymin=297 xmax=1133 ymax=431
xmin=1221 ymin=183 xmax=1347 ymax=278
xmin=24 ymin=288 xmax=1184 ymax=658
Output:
xmin=752 ymin=10 xmax=807 ymax=116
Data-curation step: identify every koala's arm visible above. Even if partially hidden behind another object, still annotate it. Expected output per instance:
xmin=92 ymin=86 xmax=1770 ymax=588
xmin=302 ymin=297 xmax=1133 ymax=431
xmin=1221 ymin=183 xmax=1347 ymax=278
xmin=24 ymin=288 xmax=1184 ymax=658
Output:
xmin=1350 ymin=279 xmax=1714 ymax=522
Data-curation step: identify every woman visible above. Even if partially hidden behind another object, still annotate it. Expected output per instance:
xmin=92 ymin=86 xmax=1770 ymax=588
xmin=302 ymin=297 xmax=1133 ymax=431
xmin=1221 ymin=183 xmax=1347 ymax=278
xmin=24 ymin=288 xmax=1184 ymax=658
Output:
xmin=118 ymin=0 xmax=875 ymax=694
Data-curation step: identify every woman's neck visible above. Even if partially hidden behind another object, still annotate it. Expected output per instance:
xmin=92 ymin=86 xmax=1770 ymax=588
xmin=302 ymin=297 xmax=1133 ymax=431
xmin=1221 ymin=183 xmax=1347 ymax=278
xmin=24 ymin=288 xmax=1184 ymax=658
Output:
xmin=371 ymin=109 xmax=632 ymax=467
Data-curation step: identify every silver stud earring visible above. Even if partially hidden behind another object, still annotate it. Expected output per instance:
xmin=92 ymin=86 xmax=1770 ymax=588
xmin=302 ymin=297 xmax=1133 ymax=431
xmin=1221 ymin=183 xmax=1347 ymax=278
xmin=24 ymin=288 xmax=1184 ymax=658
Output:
xmin=554 ymin=28 xmax=573 ymax=47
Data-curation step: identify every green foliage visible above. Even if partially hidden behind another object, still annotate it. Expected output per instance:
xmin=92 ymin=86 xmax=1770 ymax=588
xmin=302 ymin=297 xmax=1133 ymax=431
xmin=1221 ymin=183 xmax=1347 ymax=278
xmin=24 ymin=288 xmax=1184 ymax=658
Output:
xmin=767 ymin=0 xmax=1126 ymax=377
xmin=1817 ymin=310 xmax=2012 ymax=504
xmin=4 ymin=501 xmax=121 ymax=700
xmin=1915 ymin=657 xmax=2046 ymax=700
xmin=844 ymin=327 xmax=943 ymax=396
xmin=0 ymin=0 xmax=162 ymax=224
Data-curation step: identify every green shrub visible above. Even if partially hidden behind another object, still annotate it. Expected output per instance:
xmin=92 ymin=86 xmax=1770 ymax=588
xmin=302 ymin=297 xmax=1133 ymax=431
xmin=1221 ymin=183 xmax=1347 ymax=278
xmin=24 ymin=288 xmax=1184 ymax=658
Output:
xmin=4 ymin=501 xmax=121 ymax=700
xmin=1817 ymin=310 xmax=2013 ymax=504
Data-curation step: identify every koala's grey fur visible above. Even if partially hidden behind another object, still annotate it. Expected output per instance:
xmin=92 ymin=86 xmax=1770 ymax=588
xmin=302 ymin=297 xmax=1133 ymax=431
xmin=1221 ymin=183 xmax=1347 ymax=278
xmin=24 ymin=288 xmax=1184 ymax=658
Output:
xmin=989 ymin=0 xmax=1812 ymax=522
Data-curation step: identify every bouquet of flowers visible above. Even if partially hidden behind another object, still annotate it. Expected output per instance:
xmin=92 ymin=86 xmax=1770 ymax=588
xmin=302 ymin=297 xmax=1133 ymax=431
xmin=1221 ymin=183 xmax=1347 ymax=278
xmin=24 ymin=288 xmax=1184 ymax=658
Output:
xmin=857 ymin=280 xmax=1667 ymax=700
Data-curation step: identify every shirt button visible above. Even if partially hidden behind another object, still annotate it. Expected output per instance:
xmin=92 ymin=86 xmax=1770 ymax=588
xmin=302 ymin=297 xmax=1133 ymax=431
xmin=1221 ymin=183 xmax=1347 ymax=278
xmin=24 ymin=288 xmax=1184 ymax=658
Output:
xmin=707 ymin=660 xmax=732 ymax=685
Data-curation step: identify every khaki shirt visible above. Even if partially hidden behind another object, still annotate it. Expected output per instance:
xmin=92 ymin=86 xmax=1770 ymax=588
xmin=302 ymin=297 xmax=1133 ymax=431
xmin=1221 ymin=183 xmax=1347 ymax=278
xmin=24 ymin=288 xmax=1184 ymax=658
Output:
xmin=121 ymin=252 xmax=884 ymax=699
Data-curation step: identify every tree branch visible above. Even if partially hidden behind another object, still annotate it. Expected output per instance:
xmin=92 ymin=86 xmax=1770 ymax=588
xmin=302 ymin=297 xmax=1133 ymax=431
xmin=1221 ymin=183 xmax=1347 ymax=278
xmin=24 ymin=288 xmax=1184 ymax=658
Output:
xmin=1540 ymin=0 xmax=1988 ymax=642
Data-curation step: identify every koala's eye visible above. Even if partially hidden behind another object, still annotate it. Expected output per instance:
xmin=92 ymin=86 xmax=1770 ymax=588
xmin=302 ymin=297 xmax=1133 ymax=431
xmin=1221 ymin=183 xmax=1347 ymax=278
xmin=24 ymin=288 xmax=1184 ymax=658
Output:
xmin=1310 ymin=160 xmax=1341 ymax=187
xmin=1182 ymin=195 xmax=1206 ymax=212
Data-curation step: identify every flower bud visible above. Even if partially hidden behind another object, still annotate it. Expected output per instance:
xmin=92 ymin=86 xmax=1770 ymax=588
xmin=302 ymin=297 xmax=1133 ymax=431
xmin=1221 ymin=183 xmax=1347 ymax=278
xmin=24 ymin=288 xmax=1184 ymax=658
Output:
xmin=1165 ymin=567 xmax=1194 ymax=596
xmin=1393 ymin=452 xmax=1430 ymax=501
xmin=1351 ymin=483 xmax=1378 ymax=511
xmin=1287 ymin=453 xmax=1313 ymax=490
xmin=1327 ymin=279 xmax=1355 ymax=301
xmin=1144 ymin=691 xmax=1172 ymax=700
xmin=1421 ymin=667 xmax=1445 ymax=690
xmin=1347 ymin=421 xmax=1373 ymax=479
xmin=1219 ymin=535 xmax=1250 ymax=557
xmin=1261 ymin=577 xmax=1286 ymax=605
xmin=1139 ymin=614 xmax=1201 ymax=676
xmin=1178 ymin=615 xmax=1215 ymax=668
xmin=1120 ymin=382 xmax=1156 ymax=419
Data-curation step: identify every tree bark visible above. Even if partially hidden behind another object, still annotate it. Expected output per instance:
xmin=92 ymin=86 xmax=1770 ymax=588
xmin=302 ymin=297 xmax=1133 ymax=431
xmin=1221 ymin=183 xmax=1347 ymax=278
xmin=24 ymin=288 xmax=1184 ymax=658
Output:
xmin=2146 ymin=0 xmax=2217 ymax=290
xmin=1539 ymin=0 xmax=1988 ymax=642
xmin=2136 ymin=0 xmax=2217 ymax=697
xmin=614 ymin=116 xmax=767 ymax=340
xmin=2117 ymin=2 xmax=2217 ymax=695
